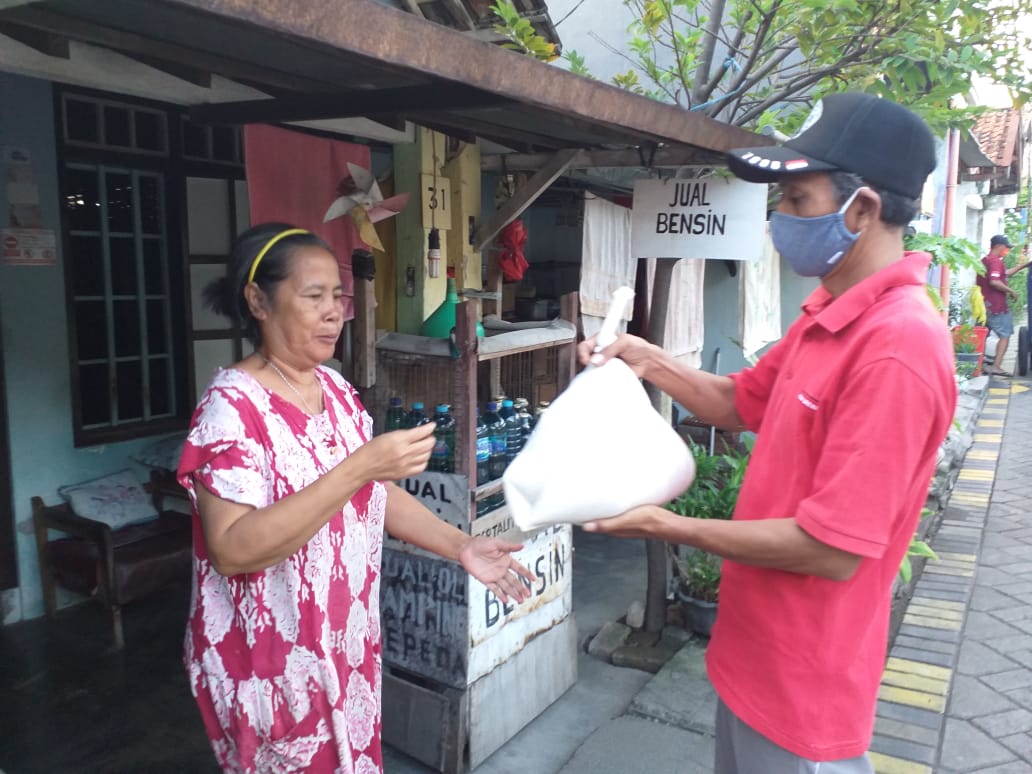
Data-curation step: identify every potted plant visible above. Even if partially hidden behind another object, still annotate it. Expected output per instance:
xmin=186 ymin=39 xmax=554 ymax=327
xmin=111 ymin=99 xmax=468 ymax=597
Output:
xmin=667 ymin=438 xmax=751 ymax=636
xmin=952 ymin=322 xmax=987 ymax=379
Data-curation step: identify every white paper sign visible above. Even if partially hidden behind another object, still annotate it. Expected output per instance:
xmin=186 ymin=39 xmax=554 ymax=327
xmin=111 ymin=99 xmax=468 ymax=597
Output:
xmin=2 ymin=228 xmax=56 ymax=265
xmin=632 ymin=176 xmax=767 ymax=261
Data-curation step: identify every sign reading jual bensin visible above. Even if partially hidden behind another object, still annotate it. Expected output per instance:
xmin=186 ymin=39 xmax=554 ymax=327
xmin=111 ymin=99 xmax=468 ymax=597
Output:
xmin=632 ymin=176 xmax=767 ymax=262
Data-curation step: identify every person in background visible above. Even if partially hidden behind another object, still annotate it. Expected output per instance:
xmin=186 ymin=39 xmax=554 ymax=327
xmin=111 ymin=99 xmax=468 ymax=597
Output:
xmin=178 ymin=223 xmax=533 ymax=773
xmin=976 ymin=234 xmax=1031 ymax=377
xmin=579 ymin=93 xmax=956 ymax=773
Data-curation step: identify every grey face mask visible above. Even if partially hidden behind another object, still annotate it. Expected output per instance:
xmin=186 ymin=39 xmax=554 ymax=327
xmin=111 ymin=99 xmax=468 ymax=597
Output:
xmin=769 ymin=187 xmax=865 ymax=277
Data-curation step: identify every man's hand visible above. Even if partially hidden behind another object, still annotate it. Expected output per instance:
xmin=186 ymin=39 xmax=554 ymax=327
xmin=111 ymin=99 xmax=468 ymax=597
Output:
xmin=576 ymin=333 xmax=658 ymax=379
xmin=582 ymin=505 xmax=674 ymax=539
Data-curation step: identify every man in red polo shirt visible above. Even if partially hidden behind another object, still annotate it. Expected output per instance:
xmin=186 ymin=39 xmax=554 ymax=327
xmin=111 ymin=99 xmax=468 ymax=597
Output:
xmin=579 ymin=93 xmax=957 ymax=773
xmin=976 ymin=235 xmax=1031 ymax=376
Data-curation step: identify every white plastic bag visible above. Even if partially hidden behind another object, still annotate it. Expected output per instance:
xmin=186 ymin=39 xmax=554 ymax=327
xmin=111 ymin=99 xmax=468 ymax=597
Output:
xmin=503 ymin=357 xmax=696 ymax=531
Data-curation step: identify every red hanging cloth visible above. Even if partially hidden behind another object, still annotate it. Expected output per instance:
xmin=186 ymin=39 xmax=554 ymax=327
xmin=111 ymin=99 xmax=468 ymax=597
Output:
xmin=497 ymin=219 xmax=529 ymax=282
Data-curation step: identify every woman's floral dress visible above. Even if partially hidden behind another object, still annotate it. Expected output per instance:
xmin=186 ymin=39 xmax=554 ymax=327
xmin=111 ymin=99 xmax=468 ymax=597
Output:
xmin=178 ymin=367 xmax=386 ymax=773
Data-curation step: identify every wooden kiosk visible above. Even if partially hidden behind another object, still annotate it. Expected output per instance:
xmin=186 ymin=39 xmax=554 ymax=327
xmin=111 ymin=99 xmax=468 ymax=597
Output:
xmin=374 ymin=301 xmax=578 ymax=772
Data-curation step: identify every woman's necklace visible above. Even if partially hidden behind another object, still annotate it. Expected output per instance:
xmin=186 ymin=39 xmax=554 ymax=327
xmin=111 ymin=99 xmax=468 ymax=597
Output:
xmin=261 ymin=355 xmax=320 ymax=414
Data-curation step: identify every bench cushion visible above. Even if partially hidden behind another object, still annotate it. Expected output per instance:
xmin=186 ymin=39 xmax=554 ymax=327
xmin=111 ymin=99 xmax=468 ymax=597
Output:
xmin=58 ymin=469 xmax=159 ymax=530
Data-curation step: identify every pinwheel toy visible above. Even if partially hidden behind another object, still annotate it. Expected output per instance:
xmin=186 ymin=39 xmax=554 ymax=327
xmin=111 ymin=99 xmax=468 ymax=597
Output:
xmin=323 ymin=162 xmax=410 ymax=251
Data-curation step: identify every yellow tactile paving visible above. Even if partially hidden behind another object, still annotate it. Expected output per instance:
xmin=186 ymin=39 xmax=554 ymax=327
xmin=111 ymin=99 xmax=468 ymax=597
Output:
xmin=1011 ymin=383 xmax=1029 ymax=394
xmin=905 ymin=604 xmax=964 ymax=622
xmin=869 ymin=751 xmax=932 ymax=774
xmin=869 ymin=382 xmax=1008 ymax=774
xmin=935 ymin=557 xmax=977 ymax=568
xmin=921 ymin=565 xmax=974 ymax=577
xmin=949 ymin=492 xmax=990 ymax=506
xmin=907 ymin=597 xmax=965 ymax=612
xmin=877 ymin=684 xmax=947 ymax=712
xmin=880 ymin=669 xmax=950 ymax=695
xmin=957 ymin=468 xmax=994 ymax=481
xmin=884 ymin=657 xmax=952 ymax=680
xmin=964 ymin=449 xmax=999 ymax=461
xmin=902 ymin=613 xmax=962 ymax=630
xmin=933 ymin=553 xmax=977 ymax=563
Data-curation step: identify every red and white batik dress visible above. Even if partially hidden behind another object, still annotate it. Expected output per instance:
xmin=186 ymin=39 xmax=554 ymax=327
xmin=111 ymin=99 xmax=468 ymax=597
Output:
xmin=178 ymin=366 xmax=386 ymax=773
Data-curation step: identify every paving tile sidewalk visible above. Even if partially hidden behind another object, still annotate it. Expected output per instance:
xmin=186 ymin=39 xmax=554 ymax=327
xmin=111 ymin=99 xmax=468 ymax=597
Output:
xmin=868 ymin=374 xmax=1032 ymax=774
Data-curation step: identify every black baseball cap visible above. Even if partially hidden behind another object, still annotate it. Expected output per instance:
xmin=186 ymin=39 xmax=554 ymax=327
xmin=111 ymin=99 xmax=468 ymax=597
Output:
xmin=727 ymin=92 xmax=936 ymax=199
xmin=990 ymin=235 xmax=1012 ymax=248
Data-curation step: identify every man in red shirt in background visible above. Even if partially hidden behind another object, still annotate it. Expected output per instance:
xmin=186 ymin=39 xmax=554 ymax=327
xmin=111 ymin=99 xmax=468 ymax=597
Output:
xmin=579 ymin=93 xmax=957 ymax=773
xmin=976 ymin=234 xmax=1031 ymax=376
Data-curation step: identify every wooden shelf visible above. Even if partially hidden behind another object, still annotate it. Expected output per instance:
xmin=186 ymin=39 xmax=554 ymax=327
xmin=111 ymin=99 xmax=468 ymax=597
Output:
xmin=374 ymin=321 xmax=577 ymax=362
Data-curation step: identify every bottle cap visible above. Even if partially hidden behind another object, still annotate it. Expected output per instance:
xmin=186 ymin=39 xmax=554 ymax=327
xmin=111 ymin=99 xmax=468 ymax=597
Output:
xmin=412 ymin=402 xmax=424 ymax=410
xmin=502 ymin=399 xmax=514 ymax=407
xmin=486 ymin=401 xmax=499 ymax=411
xmin=436 ymin=404 xmax=450 ymax=413
xmin=390 ymin=396 xmax=403 ymax=406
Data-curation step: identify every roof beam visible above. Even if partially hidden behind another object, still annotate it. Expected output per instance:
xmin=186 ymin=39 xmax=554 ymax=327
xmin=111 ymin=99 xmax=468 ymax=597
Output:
xmin=161 ymin=0 xmax=769 ymax=155
xmin=473 ymin=149 xmax=578 ymax=251
xmin=0 ymin=4 xmax=339 ymax=94
xmin=0 ymin=20 xmax=69 ymax=58
xmin=190 ymin=84 xmax=512 ymax=125
xmin=482 ymin=145 xmax=724 ymax=172
xmin=414 ymin=110 xmax=566 ymax=152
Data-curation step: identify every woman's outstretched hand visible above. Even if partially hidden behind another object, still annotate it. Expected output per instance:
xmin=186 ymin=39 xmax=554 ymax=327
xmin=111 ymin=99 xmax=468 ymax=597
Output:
xmin=459 ymin=537 xmax=535 ymax=605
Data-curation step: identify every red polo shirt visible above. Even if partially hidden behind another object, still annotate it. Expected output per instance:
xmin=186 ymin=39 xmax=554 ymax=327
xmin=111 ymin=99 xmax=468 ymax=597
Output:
xmin=976 ymin=253 xmax=1009 ymax=314
xmin=706 ymin=251 xmax=957 ymax=760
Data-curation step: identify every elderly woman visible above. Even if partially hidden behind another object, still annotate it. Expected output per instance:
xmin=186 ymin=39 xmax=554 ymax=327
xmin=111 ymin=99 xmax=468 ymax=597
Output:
xmin=178 ymin=223 xmax=532 ymax=773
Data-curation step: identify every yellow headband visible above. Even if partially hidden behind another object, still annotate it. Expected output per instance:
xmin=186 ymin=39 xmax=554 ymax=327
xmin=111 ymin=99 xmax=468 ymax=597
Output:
xmin=246 ymin=228 xmax=309 ymax=284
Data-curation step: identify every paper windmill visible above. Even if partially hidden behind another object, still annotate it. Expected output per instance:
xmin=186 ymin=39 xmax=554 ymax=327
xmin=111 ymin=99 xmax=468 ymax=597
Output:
xmin=323 ymin=162 xmax=410 ymax=251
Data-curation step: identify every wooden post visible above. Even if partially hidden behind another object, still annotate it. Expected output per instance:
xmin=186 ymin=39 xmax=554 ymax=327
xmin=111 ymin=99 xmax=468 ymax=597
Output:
xmin=453 ymin=301 xmax=479 ymax=487
xmin=351 ymin=256 xmax=377 ymax=389
xmin=557 ymin=291 xmax=579 ymax=390
xmin=643 ymin=258 xmax=680 ymax=634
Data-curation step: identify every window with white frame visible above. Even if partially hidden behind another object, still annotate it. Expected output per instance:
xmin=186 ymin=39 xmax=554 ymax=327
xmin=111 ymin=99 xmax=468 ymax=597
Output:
xmin=58 ymin=89 xmax=239 ymax=446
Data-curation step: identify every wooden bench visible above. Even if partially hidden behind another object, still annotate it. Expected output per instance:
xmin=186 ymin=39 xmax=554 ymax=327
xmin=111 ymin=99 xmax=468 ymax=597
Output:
xmin=32 ymin=470 xmax=192 ymax=649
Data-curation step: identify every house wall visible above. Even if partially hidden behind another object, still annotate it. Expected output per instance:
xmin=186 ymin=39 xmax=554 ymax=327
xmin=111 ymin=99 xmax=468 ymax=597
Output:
xmin=0 ymin=72 xmax=170 ymax=625
xmin=700 ymin=256 xmax=817 ymax=376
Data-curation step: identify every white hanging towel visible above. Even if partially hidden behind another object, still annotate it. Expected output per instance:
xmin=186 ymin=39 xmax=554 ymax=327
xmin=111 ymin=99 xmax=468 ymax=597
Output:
xmin=738 ymin=223 xmax=781 ymax=358
xmin=644 ymin=258 xmax=705 ymax=368
xmin=580 ymin=194 xmax=635 ymax=340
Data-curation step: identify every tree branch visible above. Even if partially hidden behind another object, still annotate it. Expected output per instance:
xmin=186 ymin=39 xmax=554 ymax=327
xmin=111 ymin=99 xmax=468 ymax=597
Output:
xmin=691 ymin=0 xmax=727 ymax=104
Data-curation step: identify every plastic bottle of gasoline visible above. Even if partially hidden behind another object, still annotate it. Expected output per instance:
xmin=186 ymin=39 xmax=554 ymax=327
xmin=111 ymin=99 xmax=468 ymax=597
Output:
xmin=483 ymin=401 xmax=507 ymax=510
xmin=403 ymin=401 xmax=430 ymax=429
xmin=385 ymin=396 xmax=405 ymax=432
xmin=513 ymin=398 xmax=533 ymax=449
xmin=475 ymin=409 xmax=491 ymax=516
xmin=429 ymin=404 xmax=455 ymax=473
xmin=499 ymin=399 xmax=521 ymax=465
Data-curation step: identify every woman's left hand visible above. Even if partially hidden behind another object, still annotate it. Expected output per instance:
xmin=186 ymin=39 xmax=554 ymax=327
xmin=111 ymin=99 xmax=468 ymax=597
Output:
xmin=459 ymin=537 xmax=535 ymax=605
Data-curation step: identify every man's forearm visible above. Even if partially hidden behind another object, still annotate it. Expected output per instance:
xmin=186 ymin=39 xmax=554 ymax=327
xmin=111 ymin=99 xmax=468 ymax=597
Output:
xmin=642 ymin=353 xmax=743 ymax=430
